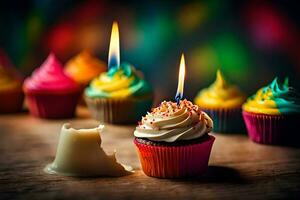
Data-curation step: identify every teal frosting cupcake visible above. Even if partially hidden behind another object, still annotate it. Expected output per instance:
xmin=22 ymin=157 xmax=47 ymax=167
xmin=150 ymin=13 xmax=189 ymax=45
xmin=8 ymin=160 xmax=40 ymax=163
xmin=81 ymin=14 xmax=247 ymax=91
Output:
xmin=85 ymin=63 xmax=152 ymax=98
xmin=242 ymin=78 xmax=300 ymax=145
xmin=84 ymin=63 xmax=153 ymax=124
xmin=243 ymin=78 xmax=300 ymax=115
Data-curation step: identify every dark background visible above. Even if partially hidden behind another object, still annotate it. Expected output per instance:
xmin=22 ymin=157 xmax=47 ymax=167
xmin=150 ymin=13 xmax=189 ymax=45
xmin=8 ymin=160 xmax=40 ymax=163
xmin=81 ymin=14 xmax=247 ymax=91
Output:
xmin=1 ymin=0 xmax=299 ymax=103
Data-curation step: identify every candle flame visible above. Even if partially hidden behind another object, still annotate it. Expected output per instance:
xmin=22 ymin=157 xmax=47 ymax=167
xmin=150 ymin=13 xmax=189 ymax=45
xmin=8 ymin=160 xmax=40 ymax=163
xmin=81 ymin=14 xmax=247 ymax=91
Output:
xmin=108 ymin=21 xmax=120 ymax=69
xmin=175 ymin=54 xmax=186 ymax=104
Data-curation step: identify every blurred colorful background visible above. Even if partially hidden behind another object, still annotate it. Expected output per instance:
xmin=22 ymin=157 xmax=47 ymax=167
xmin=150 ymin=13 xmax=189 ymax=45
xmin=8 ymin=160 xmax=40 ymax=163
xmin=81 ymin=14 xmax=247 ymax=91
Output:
xmin=1 ymin=0 xmax=300 ymax=103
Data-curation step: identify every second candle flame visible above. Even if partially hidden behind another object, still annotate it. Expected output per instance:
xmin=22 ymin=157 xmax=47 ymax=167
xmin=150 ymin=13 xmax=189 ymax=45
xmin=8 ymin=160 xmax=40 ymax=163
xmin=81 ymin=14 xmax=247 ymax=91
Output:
xmin=108 ymin=22 xmax=120 ymax=69
xmin=175 ymin=54 xmax=186 ymax=105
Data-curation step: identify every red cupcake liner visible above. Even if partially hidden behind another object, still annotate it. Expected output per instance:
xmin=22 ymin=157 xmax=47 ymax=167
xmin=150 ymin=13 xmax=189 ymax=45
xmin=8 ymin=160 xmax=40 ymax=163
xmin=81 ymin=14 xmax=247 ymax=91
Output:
xmin=134 ymin=135 xmax=215 ymax=178
xmin=0 ymin=89 xmax=24 ymax=113
xmin=85 ymin=95 xmax=153 ymax=124
xmin=201 ymin=107 xmax=245 ymax=133
xmin=25 ymin=91 xmax=80 ymax=119
xmin=242 ymin=111 xmax=300 ymax=145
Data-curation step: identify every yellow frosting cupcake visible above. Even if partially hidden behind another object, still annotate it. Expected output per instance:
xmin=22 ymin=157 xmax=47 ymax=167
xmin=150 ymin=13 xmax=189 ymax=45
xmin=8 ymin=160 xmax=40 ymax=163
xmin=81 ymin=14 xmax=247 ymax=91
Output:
xmin=242 ymin=78 xmax=300 ymax=115
xmin=84 ymin=63 xmax=153 ymax=124
xmin=242 ymin=78 xmax=300 ymax=145
xmin=0 ymin=65 xmax=24 ymax=113
xmin=65 ymin=50 xmax=106 ymax=86
xmin=194 ymin=70 xmax=246 ymax=109
xmin=0 ymin=66 xmax=22 ymax=91
xmin=194 ymin=70 xmax=246 ymax=133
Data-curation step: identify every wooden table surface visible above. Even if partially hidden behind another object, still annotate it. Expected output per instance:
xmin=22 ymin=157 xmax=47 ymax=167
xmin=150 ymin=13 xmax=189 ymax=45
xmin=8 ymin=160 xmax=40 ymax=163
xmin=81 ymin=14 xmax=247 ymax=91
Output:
xmin=1 ymin=107 xmax=300 ymax=200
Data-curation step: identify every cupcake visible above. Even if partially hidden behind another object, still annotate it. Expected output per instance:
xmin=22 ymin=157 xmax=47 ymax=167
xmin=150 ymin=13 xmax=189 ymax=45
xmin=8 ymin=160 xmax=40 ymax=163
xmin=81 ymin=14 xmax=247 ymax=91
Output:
xmin=23 ymin=53 xmax=81 ymax=118
xmin=84 ymin=63 xmax=153 ymax=124
xmin=134 ymin=99 xmax=214 ymax=178
xmin=194 ymin=70 xmax=246 ymax=133
xmin=64 ymin=50 xmax=106 ymax=88
xmin=0 ymin=65 xmax=24 ymax=113
xmin=242 ymin=78 xmax=300 ymax=145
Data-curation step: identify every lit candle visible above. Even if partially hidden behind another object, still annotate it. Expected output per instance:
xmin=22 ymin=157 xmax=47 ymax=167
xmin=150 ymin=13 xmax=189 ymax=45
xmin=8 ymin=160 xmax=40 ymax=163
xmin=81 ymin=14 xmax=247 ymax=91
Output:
xmin=108 ymin=21 xmax=120 ymax=69
xmin=175 ymin=53 xmax=186 ymax=105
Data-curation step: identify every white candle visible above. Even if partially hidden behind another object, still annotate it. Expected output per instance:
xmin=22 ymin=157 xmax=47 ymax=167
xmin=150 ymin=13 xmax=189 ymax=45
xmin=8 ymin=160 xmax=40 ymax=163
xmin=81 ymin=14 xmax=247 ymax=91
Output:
xmin=45 ymin=123 xmax=131 ymax=177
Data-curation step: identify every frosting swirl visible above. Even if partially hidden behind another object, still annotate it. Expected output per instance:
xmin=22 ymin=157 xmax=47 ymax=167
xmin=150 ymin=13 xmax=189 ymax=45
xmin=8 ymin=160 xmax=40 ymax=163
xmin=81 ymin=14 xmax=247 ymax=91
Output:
xmin=0 ymin=65 xmax=22 ymax=91
xmin=243 ymin=78 xmax=300 ymax=115
xmin=85 ymin=63 xmax=152 ymax=98
xmin=134 ymin=99 xmax=213 ymax=142
xmin=24 ymin=53 xmax=80 ymax=93
xmin=194 ymin=70 xmax=246 ymax=108
xmin=65 ymin=50 xmax=106 ymax=85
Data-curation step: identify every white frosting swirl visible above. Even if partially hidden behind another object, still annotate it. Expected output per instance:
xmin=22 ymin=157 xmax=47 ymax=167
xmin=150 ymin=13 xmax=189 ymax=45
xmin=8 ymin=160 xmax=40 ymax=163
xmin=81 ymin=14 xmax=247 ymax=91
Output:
xmin=134 ymin=99 xmax=213 ymax=142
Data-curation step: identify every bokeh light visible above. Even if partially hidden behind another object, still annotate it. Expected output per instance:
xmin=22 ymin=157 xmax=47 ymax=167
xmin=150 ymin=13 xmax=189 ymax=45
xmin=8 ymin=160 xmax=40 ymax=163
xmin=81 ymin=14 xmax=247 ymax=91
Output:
xmin=1 ymin=0 xmax=299 ymax=102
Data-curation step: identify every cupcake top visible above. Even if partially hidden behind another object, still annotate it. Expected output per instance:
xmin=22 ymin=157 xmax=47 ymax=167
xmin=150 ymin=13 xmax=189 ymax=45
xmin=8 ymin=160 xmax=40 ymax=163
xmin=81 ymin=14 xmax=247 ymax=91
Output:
xmin=0 ymin=65 xmax=22 ymax=91
xmin=194 ymin=70 xmax=246 ymax=109
xmin=85 ymin=63 xmax=152 ymax=98
xmin=24 ymin=53 xmax=80 ymax=94
xmin=134 ymin=99 xmax=213 ymax=142
xmin=243 ymin=78 xmax=300 ymax=115
xmin=64 ymin=50 xmax=106 ymax=85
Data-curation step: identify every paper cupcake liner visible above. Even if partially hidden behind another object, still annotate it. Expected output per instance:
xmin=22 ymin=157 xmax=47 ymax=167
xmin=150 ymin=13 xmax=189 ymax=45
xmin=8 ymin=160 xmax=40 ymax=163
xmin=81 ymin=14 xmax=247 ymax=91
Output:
xmin=201 ymin=108 xmax=245 ymax=133
xmin=0 ymin=89 xmax=24 ymax=113
xmin=134 ymin=135 xmax=215 ymax=178
xmin=85 ymin=96 xmax=153 ymax=124
xmin=242 ymin=111 xmax=300 ymax=145
xmin=25 ymin=91 xmax=80 ymax=119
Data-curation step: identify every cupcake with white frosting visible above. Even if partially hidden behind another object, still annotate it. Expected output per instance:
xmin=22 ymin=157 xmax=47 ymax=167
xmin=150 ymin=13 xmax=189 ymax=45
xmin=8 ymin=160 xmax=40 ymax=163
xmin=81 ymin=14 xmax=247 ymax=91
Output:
xmin=134 ymin=99 xmax=215 ymax=178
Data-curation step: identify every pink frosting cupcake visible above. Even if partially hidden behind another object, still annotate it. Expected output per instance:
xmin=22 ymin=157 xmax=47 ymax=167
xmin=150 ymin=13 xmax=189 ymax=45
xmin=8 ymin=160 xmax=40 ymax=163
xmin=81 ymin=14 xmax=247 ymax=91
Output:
xmin=23 ymin=53 xmax=80 ymax=118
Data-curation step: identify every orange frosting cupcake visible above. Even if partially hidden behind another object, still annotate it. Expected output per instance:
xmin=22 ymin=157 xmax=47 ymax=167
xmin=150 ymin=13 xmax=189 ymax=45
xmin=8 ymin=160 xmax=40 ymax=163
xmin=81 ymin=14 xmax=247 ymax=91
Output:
xmin=65 ymin=50 xmax=106 ymax=86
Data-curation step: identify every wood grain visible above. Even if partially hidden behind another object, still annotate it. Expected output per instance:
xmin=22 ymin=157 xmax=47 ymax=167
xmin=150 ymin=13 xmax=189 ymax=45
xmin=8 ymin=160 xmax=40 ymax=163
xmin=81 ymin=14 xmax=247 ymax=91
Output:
xmin=1 ymin=107 xmax=300 ymax=200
